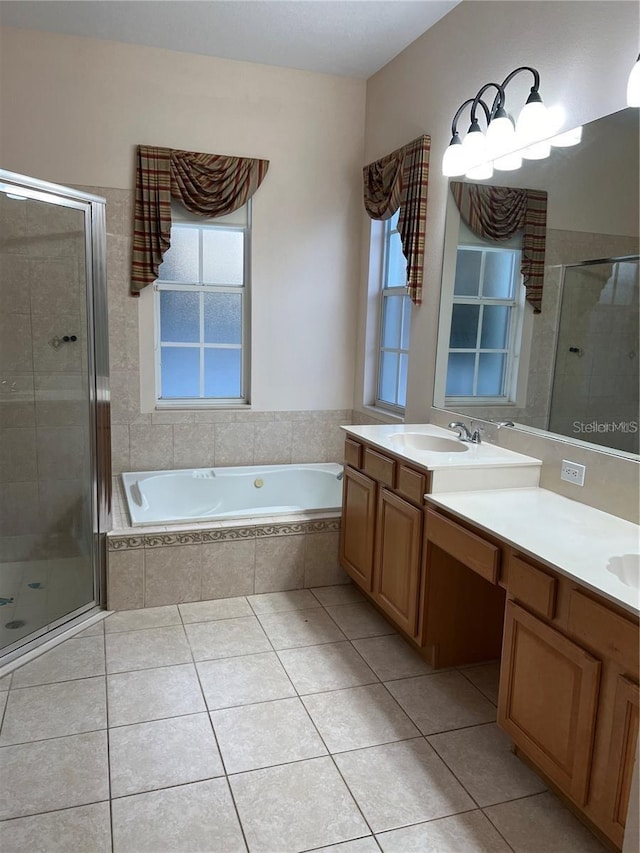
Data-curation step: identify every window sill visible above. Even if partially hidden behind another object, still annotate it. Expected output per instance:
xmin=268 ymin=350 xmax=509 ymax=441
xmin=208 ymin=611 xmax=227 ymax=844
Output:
xmin=359 ymin=404 xmax=405 ymax=424
xmin=154 ymin=401 xmax=251 ymax=411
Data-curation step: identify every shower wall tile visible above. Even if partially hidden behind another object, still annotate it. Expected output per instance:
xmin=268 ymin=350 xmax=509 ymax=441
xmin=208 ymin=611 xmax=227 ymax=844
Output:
xmin=35 ymin=400 xmax=86 ymax=429
xmin=0 ymin=255 xmax=31 ymax=313
xmin=0 ymin=314 xmax=33 ymax=374
xmin=0 ymin=400 xmax=35 ymax=430
xmin=31 ymin=315 xmax=82 ymax=374
xmin=0 ymin=427 xmax=37 ymax=483
xmin=36 ymin=427 xmax=85 ymax=480
xmin=0 ymin=482 xmax=40 ymax=537
xmin=38 ymin=480 xmax=84 ymax=534
xmin=29 ymin=257 xmax=79 ymax=316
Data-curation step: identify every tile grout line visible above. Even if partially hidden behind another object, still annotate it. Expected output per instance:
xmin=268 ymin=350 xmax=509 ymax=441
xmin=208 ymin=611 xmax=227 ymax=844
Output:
xmin=179 ymin=598 xmax=253 ymax=853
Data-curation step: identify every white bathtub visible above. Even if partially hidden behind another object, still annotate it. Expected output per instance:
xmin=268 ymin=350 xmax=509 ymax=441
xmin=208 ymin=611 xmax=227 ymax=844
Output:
xmin=121 ymin=463 xmax=344 ymax=527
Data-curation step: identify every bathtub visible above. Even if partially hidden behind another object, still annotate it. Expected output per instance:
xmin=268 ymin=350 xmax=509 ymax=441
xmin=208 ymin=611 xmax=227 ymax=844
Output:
xmin=121 ymin=463 xmax=344 ymax=527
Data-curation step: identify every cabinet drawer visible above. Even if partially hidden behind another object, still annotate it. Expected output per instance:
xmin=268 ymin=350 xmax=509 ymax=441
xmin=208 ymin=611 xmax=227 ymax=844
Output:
xmin=426 ymin=509 xmax=500 ymax=584
xmin=568 ymin=590 xmax=639 ymax=676
xmin=344 ymin=438 xmax=362 ymax=469
xmin=363 ymin=447 xmax=395 ymax=488
xmin=396 ymin=465 xmax=428 ymax=506
xmin=509 ymin=555 xmax=557 ymax=620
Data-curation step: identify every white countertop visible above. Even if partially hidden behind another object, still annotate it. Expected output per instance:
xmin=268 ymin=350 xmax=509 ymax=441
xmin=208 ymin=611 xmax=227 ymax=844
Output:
xmin=342 ymin=424 xmax=541 ymax=493
xmin=426 ymin=488 xmax=640 ymax=617
xmin=342 ymin=424 xmax=541 ymax=471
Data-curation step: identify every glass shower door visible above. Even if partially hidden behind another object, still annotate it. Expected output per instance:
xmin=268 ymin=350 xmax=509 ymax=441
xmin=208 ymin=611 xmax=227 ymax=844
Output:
xmin=0 ymin=177 xmax=107 ymax=657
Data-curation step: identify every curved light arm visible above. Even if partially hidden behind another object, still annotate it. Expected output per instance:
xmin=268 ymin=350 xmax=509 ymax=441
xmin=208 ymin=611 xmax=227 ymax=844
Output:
xmin=451 ymin=96 xmax=491 ymax=137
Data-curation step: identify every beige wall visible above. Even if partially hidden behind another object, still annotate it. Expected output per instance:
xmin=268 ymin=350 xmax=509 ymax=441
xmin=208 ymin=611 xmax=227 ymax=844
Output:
xmin=360 ymin=0 xmax=638 ymax=424
xmin=0 ymin=26 xmax=366 ymax=413
xmin=359 ymin=0 xmax=639 ymax=519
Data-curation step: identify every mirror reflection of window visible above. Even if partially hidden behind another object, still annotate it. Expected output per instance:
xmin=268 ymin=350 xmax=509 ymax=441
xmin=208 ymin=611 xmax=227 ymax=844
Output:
xmin=445 ymin=232 xmax=525 ymax=404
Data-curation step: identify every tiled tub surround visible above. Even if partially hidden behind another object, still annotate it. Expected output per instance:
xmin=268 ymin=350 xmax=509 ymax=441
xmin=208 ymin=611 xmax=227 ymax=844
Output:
xmin=0 ymin=586 xmax=606 ymax=852
xmin=109 ymin=477 xmax=348 ymax=610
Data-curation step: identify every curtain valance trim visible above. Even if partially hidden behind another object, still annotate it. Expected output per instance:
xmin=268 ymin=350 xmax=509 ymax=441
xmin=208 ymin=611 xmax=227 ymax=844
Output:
xmin=131 ymin=145 xmax=269 ymax=295
xmin=363 ymin=134 xmax=431 ymax=306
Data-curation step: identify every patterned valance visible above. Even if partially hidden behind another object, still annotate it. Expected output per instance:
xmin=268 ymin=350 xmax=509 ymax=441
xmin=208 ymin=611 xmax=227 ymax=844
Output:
xmin=131 ymin=145 xmax=269 ymax=294
xmin=450 ymin=181 xmax=548 ymax=313
xmin=363 ymin=134 xmax=431 ymax=306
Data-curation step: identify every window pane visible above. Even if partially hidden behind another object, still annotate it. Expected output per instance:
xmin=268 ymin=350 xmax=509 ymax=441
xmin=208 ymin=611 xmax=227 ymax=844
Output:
xmin=389 ymin=208 xmax=400 ymax=230
xmin=204 ymin=293 xmax=242 ymax=344
xmin=202 ymin=230 xmax=244 ymax=285
xmin=157 ymin=226 xmax=199 ymax=283
xmin=382 ymin=294 xmax=402 ymax=348
xmin=446 ymin=353 xmax=475 ymax=396
xmin=398 ymin=353 xmax=408 ymax=407
xmin=385 ymin=231 xmax=406 ymax=288
xmin=483 ymin=251 xmax=516 ymax=298
xmin=454 ymin=250 xmax=481 ymax=296
xmin=480 ymin=305 xmax=510 ymax=349
xmin=204 ymin=348 xmax=242 ymax=398
xmin=401 ymin=295 xmax=411 ymax=351
xmin=449 ymin=304 xmax=480 ymax=348
xmin=477 ymin=353 xmax=506 ymax=396
xmin=160 ymin=291 xmax=200 ymax=343
xmin=378 ymin=351 xmax=398 ymax=405
xmin=160 ymin=347 xmax=200 ymax=398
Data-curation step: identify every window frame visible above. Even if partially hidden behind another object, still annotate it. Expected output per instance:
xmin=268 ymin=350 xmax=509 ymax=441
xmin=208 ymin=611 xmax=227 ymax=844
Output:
xmin=374 ymin=213 xmax=412 ymax=414
xmin=152 ymin=203 xmax=251 ymax=408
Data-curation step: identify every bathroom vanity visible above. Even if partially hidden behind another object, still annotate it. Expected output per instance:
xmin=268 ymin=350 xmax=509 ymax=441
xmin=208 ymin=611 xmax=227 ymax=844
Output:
xmin=339 ymin=424 xmax=639 ymax=850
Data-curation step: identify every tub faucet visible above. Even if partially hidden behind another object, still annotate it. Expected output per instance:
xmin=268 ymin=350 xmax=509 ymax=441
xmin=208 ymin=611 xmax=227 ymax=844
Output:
xmin=448 ymin=421 xmax=482 ymax=444
xmin=336 ymin=469 xmax=344 ymax=481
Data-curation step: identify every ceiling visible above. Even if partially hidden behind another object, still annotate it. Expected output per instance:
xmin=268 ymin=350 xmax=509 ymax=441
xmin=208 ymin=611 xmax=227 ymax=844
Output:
xmin=0 ymin=0 xmax=459 ymax=79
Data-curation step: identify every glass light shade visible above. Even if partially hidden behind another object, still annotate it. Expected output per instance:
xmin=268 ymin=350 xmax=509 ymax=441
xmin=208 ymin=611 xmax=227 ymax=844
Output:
xmin=550 ymin=125 xmax=583 ymax=147
xmin=627 ymin=58 xmax=640 ymax=107
xmin=493 ymin=151 xmax=523 ymax=171
xmin=461 ymin=126 xmax=489 ymax=169
xmin=521 ymin=140 xmax=551 ymax=160
xmin=485 ymin=114 xmax=517 ymax=158
xmin=466 ymin=161 xmax=494 ymax=180
xmin=515 ymin=100 xmax=553 ymax=145
xmin=442 ymin=140 xmax=468 ymax=177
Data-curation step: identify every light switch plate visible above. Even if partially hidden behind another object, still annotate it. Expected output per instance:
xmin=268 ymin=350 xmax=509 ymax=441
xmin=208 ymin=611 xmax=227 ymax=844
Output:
xmin=561 ymin=460 xmax=586 ymax=486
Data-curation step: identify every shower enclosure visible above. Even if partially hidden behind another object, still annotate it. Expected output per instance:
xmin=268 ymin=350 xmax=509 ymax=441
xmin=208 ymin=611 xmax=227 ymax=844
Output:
xmin=0 ymin=169 xmax=109 ymax=664
xmin=549 ymin=257 xmax=639 ymax=455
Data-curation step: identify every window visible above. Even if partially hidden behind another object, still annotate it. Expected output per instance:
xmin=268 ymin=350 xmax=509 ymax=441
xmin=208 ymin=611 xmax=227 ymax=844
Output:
xmin=445 ymin=241 xmax=524 ymax=402
xmin=376 ymin=210 xmax=411 ymax=412
xmin=154 ymin=203 xmax=250 ymax=404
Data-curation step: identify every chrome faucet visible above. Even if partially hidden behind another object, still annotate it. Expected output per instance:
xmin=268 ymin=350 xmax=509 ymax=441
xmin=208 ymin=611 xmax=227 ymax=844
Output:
xmin=448 ymin=421 xmax=482 ymax=444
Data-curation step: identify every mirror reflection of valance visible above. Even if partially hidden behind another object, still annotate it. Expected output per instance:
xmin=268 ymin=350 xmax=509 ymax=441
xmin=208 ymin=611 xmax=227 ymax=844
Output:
xmin=363 ymin=134 xmax=431 ymax=306
xmin=131 ymin=145 xmax=269 ymax=295
xmin=450 ymin=181 xmax=547 ymax=313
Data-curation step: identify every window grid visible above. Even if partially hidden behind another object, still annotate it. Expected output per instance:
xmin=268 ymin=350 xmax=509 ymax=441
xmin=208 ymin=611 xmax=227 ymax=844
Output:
xmin=154 ymin=217 xmax=249 ymax=403
xmin=446 ymin=246 xmax=521 ymax=402
xmin=376 ymin=213 xmax=411 ymax=413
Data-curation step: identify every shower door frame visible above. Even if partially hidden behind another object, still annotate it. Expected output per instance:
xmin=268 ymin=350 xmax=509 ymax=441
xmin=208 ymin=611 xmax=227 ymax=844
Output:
xmin=0 ymin=169 xmax=110 ymax=665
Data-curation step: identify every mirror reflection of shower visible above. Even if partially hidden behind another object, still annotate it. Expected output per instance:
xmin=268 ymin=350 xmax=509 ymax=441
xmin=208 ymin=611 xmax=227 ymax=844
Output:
xmin=549 ymin=257 xmax=639 ymax=454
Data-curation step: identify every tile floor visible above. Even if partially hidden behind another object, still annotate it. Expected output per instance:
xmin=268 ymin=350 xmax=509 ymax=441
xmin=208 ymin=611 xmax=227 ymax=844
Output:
xmin=0 ymin=584 xmax=607 ymax=852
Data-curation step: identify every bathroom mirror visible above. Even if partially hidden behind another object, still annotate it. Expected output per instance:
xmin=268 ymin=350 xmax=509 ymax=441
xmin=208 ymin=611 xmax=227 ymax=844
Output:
xmin=433 ymin=107 xmax=639 ymax=456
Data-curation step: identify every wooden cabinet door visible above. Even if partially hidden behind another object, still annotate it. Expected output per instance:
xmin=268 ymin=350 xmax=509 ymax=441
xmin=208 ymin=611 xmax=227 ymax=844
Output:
xmin=498 ymin=601 xmax=601 ymax=805
xmin=372 ymin=488 xmax=422 ymax=638
xmin=339 ymin=467 xmax=376 ymax=592
xmin=599 ymin=675 xmax=639 ymax=848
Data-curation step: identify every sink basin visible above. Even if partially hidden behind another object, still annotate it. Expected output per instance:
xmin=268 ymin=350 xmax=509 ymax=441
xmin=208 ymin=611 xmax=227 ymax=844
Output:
xmin=389 ymin=433 xmax=468 ymax=453
xmin=606 ymin=554 xmax=640 ymax=589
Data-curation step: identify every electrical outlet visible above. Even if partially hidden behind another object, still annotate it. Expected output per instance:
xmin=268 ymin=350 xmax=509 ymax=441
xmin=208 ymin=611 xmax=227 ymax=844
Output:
xmin=561 ymin=459 xmax=586 ymax=486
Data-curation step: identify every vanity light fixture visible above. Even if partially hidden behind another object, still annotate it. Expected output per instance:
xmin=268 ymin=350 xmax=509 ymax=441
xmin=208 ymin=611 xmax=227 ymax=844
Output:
xmin=627 ymin=53 xmax=640 ymax=107
xmin=442 ymin=66 xmax=565 ymax=177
